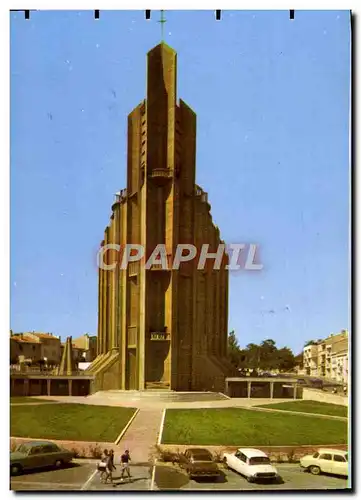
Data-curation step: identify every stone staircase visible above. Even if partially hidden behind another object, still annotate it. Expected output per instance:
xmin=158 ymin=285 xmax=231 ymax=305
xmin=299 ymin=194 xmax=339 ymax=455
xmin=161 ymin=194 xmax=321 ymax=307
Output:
xmin=92 ymin=390 xmax=229 ymax=403
xmin=145 ymin=381 xmax=170 ymax=390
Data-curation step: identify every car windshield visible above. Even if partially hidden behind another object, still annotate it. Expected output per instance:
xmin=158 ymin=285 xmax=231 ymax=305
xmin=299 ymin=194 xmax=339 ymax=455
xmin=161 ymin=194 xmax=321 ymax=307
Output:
xmin=193 ymin=454 xmax=212 ymax=462
xmin=15 ymin=444 xmax=30 ymax=454
xmin=249 ymin=457 xmax=270 ymax=465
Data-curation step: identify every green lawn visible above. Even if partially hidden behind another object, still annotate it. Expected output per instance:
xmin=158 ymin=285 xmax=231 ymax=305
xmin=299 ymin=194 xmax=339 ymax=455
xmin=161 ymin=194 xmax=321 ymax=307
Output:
xmin=10 ymin=397 xmax=58 ymax=405
xmin=162 ymin=408 xmax=348 ymax=446
xmin=11 ymin=403 xmax=135 ymax=442
xmin=257 ymin=400 xmax=348 ymax=418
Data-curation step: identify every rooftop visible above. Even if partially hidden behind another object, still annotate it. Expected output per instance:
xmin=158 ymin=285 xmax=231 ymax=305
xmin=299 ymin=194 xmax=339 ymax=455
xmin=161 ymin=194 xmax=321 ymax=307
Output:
xmin=29 ymin=333 xmax=58 ymax=339
xmin=10 ymin=337 xmax=39 ymax=344
xmin=316 ymin=448 xmax=347 ymax=455
xmin=238 ymin=448 xmax=268 ymax=458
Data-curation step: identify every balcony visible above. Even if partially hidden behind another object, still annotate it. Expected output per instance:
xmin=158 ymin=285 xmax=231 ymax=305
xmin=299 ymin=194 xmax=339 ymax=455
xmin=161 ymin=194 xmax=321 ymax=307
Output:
xmin=150 ymin=331 xmax=170 ymax=341
xmin=128 ymin=261 xmax=140 ymax=277
xmin=113 ymin=189 xmax=127 ymax=206
xmin=148 ymin=168 xmax=172 ymax=185
xmin=148 ymin=254 xmax=172 ymax=271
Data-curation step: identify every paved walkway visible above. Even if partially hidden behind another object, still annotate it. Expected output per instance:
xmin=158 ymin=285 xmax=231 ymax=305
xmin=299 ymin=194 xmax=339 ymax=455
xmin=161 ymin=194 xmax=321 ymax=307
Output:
xmin=115 ymin=409 xmax=164 ymax=464
xmin=249 ymin=405 xmax=347 ymax=421
xmin=30 ymin=395 xmax=295 ymax=409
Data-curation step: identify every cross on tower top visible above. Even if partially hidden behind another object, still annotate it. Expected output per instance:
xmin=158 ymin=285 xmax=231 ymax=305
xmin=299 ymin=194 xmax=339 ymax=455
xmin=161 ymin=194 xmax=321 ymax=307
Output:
xmin=158 ymin=10 xmax=166 ymax=41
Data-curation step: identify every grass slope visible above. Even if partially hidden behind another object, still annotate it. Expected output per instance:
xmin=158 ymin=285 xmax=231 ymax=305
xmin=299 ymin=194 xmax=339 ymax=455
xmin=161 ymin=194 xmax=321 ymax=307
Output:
xmin=257 ymin=400 xmax=348 ymax=418
xmin=11 ymin=403 xmax=135 ymax=442
xmin=162 ymin=408 xmax=348 ymax=446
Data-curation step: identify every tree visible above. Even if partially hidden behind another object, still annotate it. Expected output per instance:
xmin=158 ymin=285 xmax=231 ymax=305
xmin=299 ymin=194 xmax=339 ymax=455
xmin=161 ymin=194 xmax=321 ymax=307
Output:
xmin=276 ymin=347 xmax=296 ymax=372
xmin=234 ymin=339 xmax=297 ymax=373
xmin=304 ymin=340 xmax=317 ymax=347
xmin=228 ymin=330 xmax=241 ymax=367
xmin=245 ymin=343 xmax=261 ymax=369
xmin=259 ymin=339 xmax=278 ymax=370
xmin=294 ymin=352 xmax=304 ymax=368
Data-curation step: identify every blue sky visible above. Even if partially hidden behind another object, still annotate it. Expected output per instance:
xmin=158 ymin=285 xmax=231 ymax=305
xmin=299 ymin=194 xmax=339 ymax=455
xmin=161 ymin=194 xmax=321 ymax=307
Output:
xmin=10 ymin=10 xmax=350 ymax=354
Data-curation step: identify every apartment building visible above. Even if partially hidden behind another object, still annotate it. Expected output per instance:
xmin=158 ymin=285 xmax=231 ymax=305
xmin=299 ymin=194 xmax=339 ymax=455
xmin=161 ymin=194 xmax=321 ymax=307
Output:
xmin=330 ymin=334 xmax=348 ymax=383
xmin=11 ymin=332 xmax=61 ymax=365
xmin=10 ymin=336 xmax=42 ymax=364
xmin=23 ymin=332 xmax=62 ymax=365
xmin=303 ymin=330 xmax=349 ymax=383
xmin=72 ymin=334 xmax=97 ymax=362
xmin=303 ymin=343 xmax=318 ymax=377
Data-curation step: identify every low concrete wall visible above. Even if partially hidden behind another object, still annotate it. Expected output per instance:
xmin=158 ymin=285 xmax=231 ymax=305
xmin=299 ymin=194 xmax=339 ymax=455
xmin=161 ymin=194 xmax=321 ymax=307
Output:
xmin=157 ymin=443 xmax=348 ymax=463
xmin=10 ymin=376 xmax=93 ymax=397
xmin=303 ymin=388 xmax=348 ymax=407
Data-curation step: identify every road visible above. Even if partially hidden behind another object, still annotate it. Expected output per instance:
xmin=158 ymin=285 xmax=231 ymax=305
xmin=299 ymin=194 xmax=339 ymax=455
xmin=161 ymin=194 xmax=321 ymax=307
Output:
xmin=10 ymin=461 xmax=349 ymax=491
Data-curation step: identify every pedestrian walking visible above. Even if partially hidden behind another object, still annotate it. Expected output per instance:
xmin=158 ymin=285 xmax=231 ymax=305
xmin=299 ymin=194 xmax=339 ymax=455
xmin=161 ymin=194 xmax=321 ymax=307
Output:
xmin=104 ymin=449 xmax=116 ymax=486
xmin=120 ymin=449 xmax=131 ymax=483
xmin=97 ymin=449 xmax=108 ymax=483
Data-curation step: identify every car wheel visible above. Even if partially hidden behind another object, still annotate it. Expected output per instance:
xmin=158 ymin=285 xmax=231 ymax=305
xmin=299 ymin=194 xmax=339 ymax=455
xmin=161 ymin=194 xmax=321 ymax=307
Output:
xmin=10 ymin=464 xmax=22 ymax=476
xmin=54 ymin=460 xmax=63 ymax=468
xmin=246 ymin=476 xmax=254 ymax=483
xmin=309 ymin=465 xmax=321 ymax=476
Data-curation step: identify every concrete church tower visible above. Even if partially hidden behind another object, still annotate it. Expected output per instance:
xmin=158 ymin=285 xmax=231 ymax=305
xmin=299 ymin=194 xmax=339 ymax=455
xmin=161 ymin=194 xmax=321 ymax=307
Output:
xmin=88 ymin=43 xmax=232 ymax=392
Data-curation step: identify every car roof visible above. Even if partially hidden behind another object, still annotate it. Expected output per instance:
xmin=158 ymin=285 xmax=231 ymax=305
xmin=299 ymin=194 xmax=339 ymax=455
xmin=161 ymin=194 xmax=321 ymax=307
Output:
xmin=238 ymin=448 xmax=268 ymax=458
xmin=187 ymin=448 xmax=211 ymax=454
xmin=21 ymin=440 xmax=56 ymax=447
xmin=317 ymin=448 xmax=347 ymax=455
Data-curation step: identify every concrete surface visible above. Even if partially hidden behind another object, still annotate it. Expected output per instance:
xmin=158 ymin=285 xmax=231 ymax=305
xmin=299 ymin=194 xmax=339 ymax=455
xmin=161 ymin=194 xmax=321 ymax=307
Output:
xmin=116 ymin=408 xmax=163 ymax=463
xmin=28 ymin=394 xmax=297 ymax=410
xmin=153 ymin=463 xmax=349 ymax=491
xmin=10 ymin=461 xmax=349 ymax=491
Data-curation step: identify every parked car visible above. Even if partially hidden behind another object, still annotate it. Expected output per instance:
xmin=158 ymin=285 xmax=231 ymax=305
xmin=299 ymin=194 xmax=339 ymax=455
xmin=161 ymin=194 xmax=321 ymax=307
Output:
xmin=180 ymin=448 xmax=221 ymax=480
xmin=300 ymin=448 xmax=348 ymax=477
xmin=10 ymin=440 xmax=74 ymax=475
xmin=223 ymin=448 xmax=279 ymax=482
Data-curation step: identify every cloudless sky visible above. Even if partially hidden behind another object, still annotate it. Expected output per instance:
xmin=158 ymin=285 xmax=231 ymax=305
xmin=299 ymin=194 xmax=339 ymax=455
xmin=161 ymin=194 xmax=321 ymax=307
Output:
xmin=10 ymin=10 xmax=350 ymax=353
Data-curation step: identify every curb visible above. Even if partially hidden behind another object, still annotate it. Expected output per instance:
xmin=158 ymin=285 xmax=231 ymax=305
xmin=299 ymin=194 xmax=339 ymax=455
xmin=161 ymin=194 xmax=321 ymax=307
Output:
xmin=150 ymin=459 xmax=158 ymax=490
xmin=157 ymin=409 xmax=166 ymax=446
xmin=114 ymin=408 xmax=140 ymax=445
xmin=218 ymin=392 xmax=231 ymax=400
xmin=252 ymin=406 xmax=348 ymax=421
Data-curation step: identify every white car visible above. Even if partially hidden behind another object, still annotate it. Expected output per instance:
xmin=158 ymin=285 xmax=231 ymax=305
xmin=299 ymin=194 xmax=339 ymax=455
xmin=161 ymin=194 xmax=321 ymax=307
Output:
xmin=300 ymin=448 xmax=348 ymax=477
xmin=222 ymin=448 xmax=279 ymax=482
